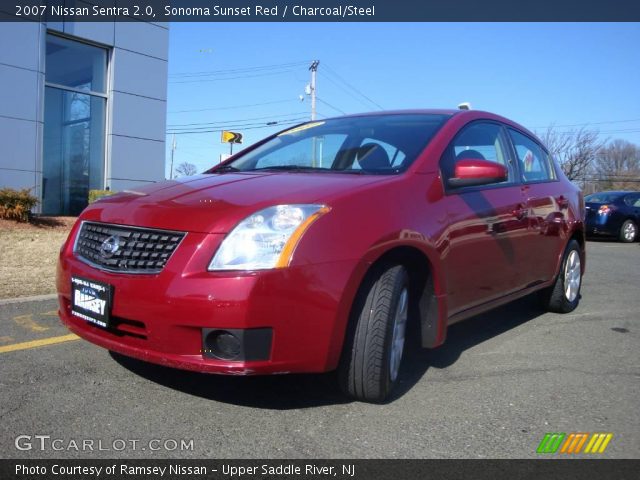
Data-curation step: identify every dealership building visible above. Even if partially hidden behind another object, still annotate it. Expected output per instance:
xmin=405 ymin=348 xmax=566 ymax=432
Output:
xmin=0 ymin=16 xmax=168 ymax=215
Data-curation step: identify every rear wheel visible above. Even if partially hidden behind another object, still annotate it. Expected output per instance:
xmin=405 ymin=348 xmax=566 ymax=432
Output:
xmin=539 ymin=240 xmax=582 ymax=313
xmin=339 ymin=264 xmax=409 ymax=403
xmin=619 ymin=220 xmax=637 ymax=243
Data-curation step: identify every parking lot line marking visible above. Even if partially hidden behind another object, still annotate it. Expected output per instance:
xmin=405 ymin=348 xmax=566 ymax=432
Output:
xmin=0 ymin=334 xmax=79 ymax=354
xmin=13 ymin=313 xmax=50 ymax=332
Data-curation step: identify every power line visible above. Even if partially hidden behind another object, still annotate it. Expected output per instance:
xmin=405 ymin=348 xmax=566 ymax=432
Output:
xmin=318 ymin=71 xmax=373 ymax=111
xmin=532 ymin=118 xmax=640 ymax=129
xmin=167 ymin=116 xmax=308 ymax=132
xmin=170 ymin=69 xmax=301 ymax=84
xmin=322 ymin=63 xmax=384 ymax=110
xmin=167 ymin=119 xmax=306 ymax=135
xmin=553 ymin=128 xmax=640 ymax=136
xmin=168 ymin=111 xmax=308 ymax=127
xmin=168 ymin=99 xmax=297 ymax=114
xmin=169 ymin=61 xmax=310 ymax=78
xmin=317 ymin=97 xmax=346 ymax=115
xmin=322 ymin=63 xmax=383 ymax=108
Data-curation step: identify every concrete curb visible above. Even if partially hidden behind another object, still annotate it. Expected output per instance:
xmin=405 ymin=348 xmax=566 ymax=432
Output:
xmin=0 ymin=293 xmax=57 ymax=305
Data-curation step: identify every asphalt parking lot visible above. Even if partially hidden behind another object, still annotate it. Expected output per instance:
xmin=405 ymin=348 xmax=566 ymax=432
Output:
xmin=1 ymin=240 xmax=638 ymax=459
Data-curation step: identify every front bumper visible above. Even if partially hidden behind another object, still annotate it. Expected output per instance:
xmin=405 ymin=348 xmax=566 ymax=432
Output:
xmin=57 ymin=227 xmax=357 ymax=375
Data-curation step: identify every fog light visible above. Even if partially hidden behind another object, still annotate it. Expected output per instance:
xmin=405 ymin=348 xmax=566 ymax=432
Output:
xmin=202 ymin=327 xmax=272 ymax=361
xmin=207 ymin=330 xmax=241 ymax=360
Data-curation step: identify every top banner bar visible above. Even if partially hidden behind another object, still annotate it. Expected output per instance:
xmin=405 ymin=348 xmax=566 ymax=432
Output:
xmin=2 ymin=0 xmax=640 ymax=22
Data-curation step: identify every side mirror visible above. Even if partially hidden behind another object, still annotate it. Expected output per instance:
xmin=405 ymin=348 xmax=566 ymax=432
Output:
xmin=448 ymin=159 xmax=508 ymax=188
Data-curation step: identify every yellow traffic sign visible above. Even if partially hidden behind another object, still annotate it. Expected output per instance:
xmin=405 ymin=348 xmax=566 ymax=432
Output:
xmin=221 ymin=131 xmax=243 ymax=144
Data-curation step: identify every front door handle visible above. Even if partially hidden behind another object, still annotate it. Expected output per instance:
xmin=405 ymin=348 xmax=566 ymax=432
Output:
xmin=556 ymin=195 xmax=569 ymax=210
xmin=512 ymin=204 xmax=527 ymax=220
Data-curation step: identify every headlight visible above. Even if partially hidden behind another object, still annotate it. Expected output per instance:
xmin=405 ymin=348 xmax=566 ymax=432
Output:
xmin=208 ymin=204 xmax=330 ymax=271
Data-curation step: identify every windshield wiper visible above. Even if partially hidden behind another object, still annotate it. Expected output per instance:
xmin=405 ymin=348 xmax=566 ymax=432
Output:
xmin=249 ymin=165 xmax=333 ymax=172
xmin=208 ymin=165 xmax=240 ymax=173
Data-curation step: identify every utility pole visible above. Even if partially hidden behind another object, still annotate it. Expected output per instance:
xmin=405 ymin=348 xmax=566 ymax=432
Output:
xmin=309 ymin=60 xmax=319 ymax=121
xmin=169 ymin=134 xmax=176 ymax=179
xmin=309 ymin=60 xmax=320 ymax=167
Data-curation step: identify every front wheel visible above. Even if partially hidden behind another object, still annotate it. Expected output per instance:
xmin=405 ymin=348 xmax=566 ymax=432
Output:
xmin=619 ymin=220 xmax=637 ymax=243
xmin=338 ymin=264 xmax=409 ymax=403
xmin=539 ymin=240 xmax=582 ymax=313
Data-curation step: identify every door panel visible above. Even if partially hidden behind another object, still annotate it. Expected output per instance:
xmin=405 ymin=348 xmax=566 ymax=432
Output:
xmin=440 ymin=121 xmax=529 ymax=315
xmin=507 ymin=129 xmax=565 ymax=284
xmin=443 ymin=187 xmax=529 ymax=315
xmin=521 ymin=183 xmax=566 ymax=283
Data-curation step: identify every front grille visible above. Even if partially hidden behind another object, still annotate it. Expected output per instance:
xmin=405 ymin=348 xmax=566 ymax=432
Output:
xmin=74 ymin=222 xmax=186 ymax=274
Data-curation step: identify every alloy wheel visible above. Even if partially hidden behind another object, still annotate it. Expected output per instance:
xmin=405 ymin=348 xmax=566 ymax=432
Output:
xmin=564 ymin=250 xmax=581 ymax=302
xmin=623 ymin=222 xmax=637 ymax=242
xmin=389 ymin=287 xmax=408 ymax=382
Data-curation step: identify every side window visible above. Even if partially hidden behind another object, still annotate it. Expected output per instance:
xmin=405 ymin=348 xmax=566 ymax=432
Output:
xmin=624 ymin=194 xmax=640 ymax=207
xmin=441 ymin=122 xmax=515 ymax=186
xmin=508 ymin=129 xmax=556 ymax=183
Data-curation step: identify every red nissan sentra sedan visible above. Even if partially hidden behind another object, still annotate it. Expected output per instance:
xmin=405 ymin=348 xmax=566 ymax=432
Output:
xmin=57 ymin=110 xmax=586 ymax=402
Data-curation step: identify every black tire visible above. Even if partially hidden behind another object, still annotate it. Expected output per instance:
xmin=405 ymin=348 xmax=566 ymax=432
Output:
xmin=619 ymin=220 xmax=637 ymax=243
xmin=338 ymin=264 xmax=409 ymax=403
xmin=539 ymin=240 xmax=582 ymax=313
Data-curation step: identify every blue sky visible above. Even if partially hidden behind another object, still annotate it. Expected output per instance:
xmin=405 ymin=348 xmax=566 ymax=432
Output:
xmin=165 ymin=22 xmax=640 ymax=176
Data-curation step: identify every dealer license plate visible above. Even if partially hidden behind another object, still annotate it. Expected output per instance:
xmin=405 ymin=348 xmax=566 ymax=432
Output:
xmin=70 ymin=276 xmax=112 ymax=328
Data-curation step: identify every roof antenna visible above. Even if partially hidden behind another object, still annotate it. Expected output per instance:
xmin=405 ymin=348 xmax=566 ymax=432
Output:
xmin=458 ymin=102 xmax=472 ymax=110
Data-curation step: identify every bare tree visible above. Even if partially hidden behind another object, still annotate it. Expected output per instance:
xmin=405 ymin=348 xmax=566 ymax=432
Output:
xmin=174 ymin=162 xmax=198 ymax=177
xmin=537 ymin=126 xmax=607 ymax=184
xmin=594 ymin=139 xmax=640 ymax=190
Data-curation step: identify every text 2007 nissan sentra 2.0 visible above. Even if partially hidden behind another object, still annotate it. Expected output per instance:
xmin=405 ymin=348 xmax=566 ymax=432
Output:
xmin=57 ymin=110 xmax=586 ymax=402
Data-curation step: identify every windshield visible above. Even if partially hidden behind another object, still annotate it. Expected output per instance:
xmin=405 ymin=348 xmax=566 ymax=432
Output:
xmin=208 ymin=114 xmax=450 ymax=175
xmin=585 ymin=193 xmax=624 ymax=203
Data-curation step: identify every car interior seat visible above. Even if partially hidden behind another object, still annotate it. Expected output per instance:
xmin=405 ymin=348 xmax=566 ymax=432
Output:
xmin=455 ymin=149 xmax=486 ymax=162
xmin=357 ymin=143 xmax=391 ymax=171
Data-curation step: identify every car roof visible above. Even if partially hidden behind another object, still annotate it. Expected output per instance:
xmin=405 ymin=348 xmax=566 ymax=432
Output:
xmin=317 ymin=109 xmax=539 ymax=143
xmin=337 ymin=109 xmax=460 ymax=117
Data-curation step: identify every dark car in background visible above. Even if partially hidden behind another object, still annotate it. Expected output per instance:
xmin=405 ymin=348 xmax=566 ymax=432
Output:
xmin=585 ymin=191 xmax=640 ymax=242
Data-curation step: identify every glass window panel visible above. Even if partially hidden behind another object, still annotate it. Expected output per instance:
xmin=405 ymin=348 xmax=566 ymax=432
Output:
xmin=442 ymin=122 xmax=515 ymax=185
xmin=254 ymin=134 xmax=348 ymax=169
xmin=353 ymin=138 xmax=406 ymax=170
xmin=508 ymin=129 xmax=555 ymax=183
xmin=223 ymin=114 xmax=448 ymax=174
xmin=46 ymin=34 xmax=107 ymax=93
xmin=43 ymin=87 xmax=105 ymax=215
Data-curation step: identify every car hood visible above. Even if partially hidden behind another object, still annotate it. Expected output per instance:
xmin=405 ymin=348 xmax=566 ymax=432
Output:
xmin=81 ymin=172 xmax=391 ymax=233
